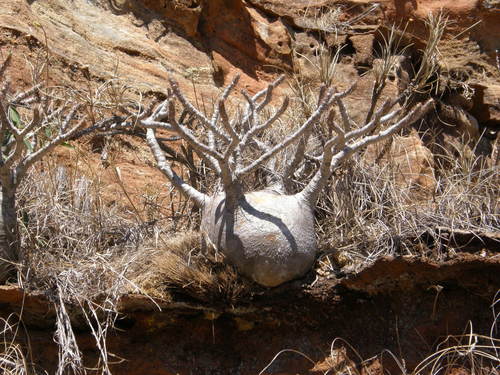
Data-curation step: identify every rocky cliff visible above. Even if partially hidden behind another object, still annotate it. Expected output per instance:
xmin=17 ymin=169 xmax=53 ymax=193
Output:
xmin=0 ymin=0 xmax=499 ymax=374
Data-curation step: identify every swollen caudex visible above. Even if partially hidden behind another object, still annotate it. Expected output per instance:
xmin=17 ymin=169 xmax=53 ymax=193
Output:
xmin=201 ymin=190 xmax=316 ymax=287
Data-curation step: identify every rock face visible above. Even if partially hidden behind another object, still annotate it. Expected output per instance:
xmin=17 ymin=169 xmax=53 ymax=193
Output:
xmin=0 ymin=1 xmax=499 ymax=374
xmin=201 ymin=191 xmax=317 ymax=287
xmin=477 ymin=84 xmax=500 ymax=126
xmin=0 ymin=0 xmax=217 ymax=95
xmin=364 ymin=133 xmax=436 ymax=194
xmin=1 ymin=253 xmax=499 ymax=375
xmin=2 ymin=0 xmax=499 ymax=103
xmin=123 ymin=0 xmax=203 ymax=38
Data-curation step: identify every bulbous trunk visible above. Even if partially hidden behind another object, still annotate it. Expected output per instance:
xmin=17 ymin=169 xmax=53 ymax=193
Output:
xmin=0 ymin=185 xmax=19 ymax=282
xmin=201 ymin=190 xmax=317 ymax=287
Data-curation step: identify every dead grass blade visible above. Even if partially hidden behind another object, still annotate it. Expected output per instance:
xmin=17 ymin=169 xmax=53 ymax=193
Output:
xmin=0 ymin=315 xmax=33 ymax=375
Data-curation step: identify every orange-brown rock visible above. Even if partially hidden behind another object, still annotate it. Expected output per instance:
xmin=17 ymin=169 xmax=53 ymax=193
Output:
xmin=1 ymin=253 xmax=499 ymax=374
xmin=364 ymin=132 xmax=436 ymax=194
xmin=349 ymin=33 xmax=375 ymax=67
xmin=132 ymin=0 xmax=202 ymax=38
xmin=479 ymin=84 xmax=500 ymax=126
xmin=199 ymin=0 xmax=292 ymax=87
xmin=247 ymin=6 xmax=291 ymax=56
xmin=439 ymin=103 xmax=481 ymax=141
xmin=0 ymin=0 xmax=218 ymax=96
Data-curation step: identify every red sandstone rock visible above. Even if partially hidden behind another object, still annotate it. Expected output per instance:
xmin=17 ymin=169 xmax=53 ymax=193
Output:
xmin=364 ymin=132 xmax=437 ymax=193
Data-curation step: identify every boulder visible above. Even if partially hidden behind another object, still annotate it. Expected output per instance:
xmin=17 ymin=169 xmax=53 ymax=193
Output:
xmin=439 ymin=103 xmax=481 ymax=141
xmin=247 ymin=7 xmax=291 ymax=56
xmin=349 ymin=33 xmax=375 ymax=67
xmin=364 ymin=132 xmax=436 ymax=194
xmin=482 ymin=85 xmax=500 ymax=124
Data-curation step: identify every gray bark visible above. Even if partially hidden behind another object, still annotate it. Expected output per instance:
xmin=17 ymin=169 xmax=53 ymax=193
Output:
xmin=0 ymin=183 xmax=19 ymax=282
xmin=201 ymin=190 xmax=316 ymax=287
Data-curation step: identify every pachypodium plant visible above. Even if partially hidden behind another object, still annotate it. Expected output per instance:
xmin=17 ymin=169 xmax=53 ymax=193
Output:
xmin=133 ymin=75 xmax=432 ymax=287
xmin=0 ymin=55 xmax=108 ymax=281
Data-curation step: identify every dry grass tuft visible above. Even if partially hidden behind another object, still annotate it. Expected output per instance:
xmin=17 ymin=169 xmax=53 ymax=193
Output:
xmin=18 ymin=163 xmax=147 ymax=293
xmin=132 ymin=231 xmax=253 ymax=304
xmin=0 ymin=315 xmax=33 ymax=375
xmin=316 ymin=140 xmax=499 ymax=272
xmin=16 ymin=162 xmax=163 ymax=374
xmin=413 ymin=327 xmax=500 ymax=375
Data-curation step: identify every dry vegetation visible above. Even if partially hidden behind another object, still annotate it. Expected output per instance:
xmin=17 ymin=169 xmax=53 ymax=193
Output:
xmin=0 ymin=315 xmax=32 ymax=375
xmin=0 ymin=9 xmax=498 ymax=375
xmin=315 ymin=142 xmax=499 ymax=271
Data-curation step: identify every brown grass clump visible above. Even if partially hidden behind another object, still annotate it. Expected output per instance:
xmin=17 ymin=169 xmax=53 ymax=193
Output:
xmin=16 ymin=161 xmax=164 ymax=375
xmin=260 ymin=328 xmax=500 ymax=375
xmin=132 ymin=231 xmax=253 ymax=304
xmin=18 ymin=164 xmax=147 ymax=294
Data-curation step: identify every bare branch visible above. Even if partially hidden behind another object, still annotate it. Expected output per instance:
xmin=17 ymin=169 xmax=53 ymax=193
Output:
xmin=169 ymin=78 xmax=230 ymax=144
xmin=219 ymin=100 xmax=239 ymax=145
xmin=145 ymin=128 xmax=207 ymax=208
xmin=299 ymin=99 xmax=434 ymax=204
xmin=73 ymin=116 xmax=123 ymax=138
xmin=235 ymin=84 xmax=355 ymax=179
xmin=256 ymin=75 xmax=285 ymax=112
xmin=4 ymin=108 xmax=42 ymax=169
xmin=60 ymin=104 xmax=82 ymax=133
xmin=335 ymin=94 xmax=357 ymax=132
xmin=138 ymin=98 xmax=174 ymax=129
xmin=42 ymin=103 xmax=68 ymax=126
xmin=295 ymin=119 xmax=348 ymax=204
xmin=168 ymin=101 xmax=223 ymax=172
xmin=17 ymin=116 xmax=87 ymax=181
xmin=0 ymin=54 xmax=12 ymax=81
xmin=343 ymin=99 xmax=433 ymax=156
xmin=278 ymin=84 xmax=352 ymax=186
xmin=240 ymin=75 xmax=285 ymax=126
xmin=221 ymin=100 xmax=242 ymax=168
xmin=239 ymin=96 xmax=289 ymax=149
xmin=10 ymin=84 xmax=42 ymax=105
xmin=210 ymin=74 xmax=239 ymax=127
xmin=0 ymin=104 xmax=11 ymax=151
xmin=235 ymin=87 xmax=337 ymax=178
xmin=281 ymin=118 xmax=313 ymax=187
xmin=344 ymin=97 xmax=402 ymax=142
